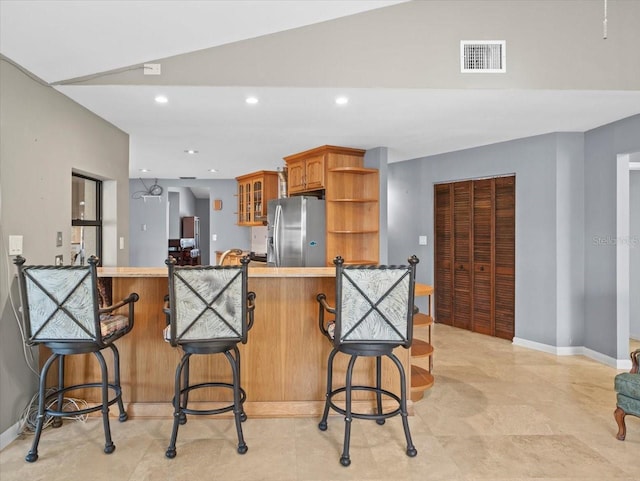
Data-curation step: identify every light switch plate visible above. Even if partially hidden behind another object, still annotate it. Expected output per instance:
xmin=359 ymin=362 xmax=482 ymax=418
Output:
xmin=9 ymin=235 xmax=23 ymax=255
xmin=418 ymin=235 xmax=428 ymax=245
xmin=56 ymin=231 xmax=63 ymax=247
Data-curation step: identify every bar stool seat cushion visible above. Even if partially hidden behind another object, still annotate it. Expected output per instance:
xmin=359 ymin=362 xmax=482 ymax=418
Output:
xmin=100 ymin=314 xmax=131 ymax=338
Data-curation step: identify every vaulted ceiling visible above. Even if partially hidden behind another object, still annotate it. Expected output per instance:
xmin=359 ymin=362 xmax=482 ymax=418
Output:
xmin=2 ymin=0 xmax=639 ymax=180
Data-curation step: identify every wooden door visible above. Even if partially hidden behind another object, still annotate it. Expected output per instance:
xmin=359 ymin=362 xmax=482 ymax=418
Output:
xmin=452 ymin=181 xmax=472 ymax=330
xmin=434 ymin=184 xmax=453 ymax=326
xmin=434 ymin=176 xmax=515 ymax=339
xmin=494 ymin=176 xmax=515 ymax=340
xmin=472 ymin=179 xmax=494 ymax=335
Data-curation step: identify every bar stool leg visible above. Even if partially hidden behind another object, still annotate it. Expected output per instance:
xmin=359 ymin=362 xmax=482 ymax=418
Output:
xmin=95 ymin=350 xmax=116 ymax=454
xmin=51 ymin=355 xmax=64 ymax=429
xmin=319 ymin=348 xmax=338 ymax=431
xmin=340 ymin=354 xmax=358 ymax=467
xmin=109 ymin=344 xmax=128 ymax=422
xmin=226 ymin=349 xmax=248 ymax=454
xmin=388 ymin=353 xmax=417 ymax=457
xmin=26 ymin=353 xmax=59 ymax=462
xmin=375 ymin=356 xmax=385 ymax=425
xmin=232 ymin=346 xmax=247 ymax=422
xmin=166 ymin=353 xmax=189 ymax=458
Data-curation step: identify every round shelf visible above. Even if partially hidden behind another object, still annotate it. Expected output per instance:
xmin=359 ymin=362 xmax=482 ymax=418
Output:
xmin=411 ymin=339 xmax=434 ymax=358
xmin=411 ymin=364 xmax=434 ymax=392
xmin=413 ymin=313 xmax=433 ymax=327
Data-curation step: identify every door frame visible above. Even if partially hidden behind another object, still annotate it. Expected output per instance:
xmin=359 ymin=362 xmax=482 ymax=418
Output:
xmin=616 ymin=152 xmax=639 ymax=368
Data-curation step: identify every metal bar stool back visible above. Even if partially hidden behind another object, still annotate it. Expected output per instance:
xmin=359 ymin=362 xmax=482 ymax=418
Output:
xmin=13 ymin=255 xmax=138 ymax=462
xmin=164 ymin=255 xmax=255 ymax=458
xmin=317 ymin=255 xmax=419 ymax=466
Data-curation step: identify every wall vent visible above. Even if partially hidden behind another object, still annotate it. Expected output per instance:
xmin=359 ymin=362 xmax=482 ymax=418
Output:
xmin=460 ymin=41 xmax=506 ymax=73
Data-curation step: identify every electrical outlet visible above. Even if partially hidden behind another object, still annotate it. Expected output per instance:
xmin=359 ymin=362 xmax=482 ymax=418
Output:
xmin=55 ymin=255 xmax=63 ymax=266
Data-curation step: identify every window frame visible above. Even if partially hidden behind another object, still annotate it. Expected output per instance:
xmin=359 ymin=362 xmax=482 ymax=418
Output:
xmin=71 ymin=173 xmax=103 ymax=264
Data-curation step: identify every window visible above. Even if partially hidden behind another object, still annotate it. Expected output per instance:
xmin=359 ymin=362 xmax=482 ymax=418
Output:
xmin=71 ymin=174 xmax=102 ymax=265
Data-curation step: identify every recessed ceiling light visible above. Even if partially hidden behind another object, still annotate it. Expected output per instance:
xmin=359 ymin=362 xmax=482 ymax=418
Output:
xmin=139 ymin=168 xmax=150 ymax=172
xmin=335 ymin=96 xmax=349 ymax=105
xmin=208 ymin=169 xmax=218 ymax=173
xmin=184 ymin=149 xmax=198 ymax=154
xmin=154 ymin=95 xmax=168 ymax=104
xmin=246 ymin=96 xmax=259 ymax=104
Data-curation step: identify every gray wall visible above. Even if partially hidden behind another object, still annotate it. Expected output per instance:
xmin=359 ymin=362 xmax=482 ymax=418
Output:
xmin=0 ymin=60 xmax=130 ymax=434
xmin=168 ymin=191 xmax=180 ymax=238
xmin=584 ymin=115 xmax=640 ymax=358
xmin=364 ymin=147 xmax=389 ymax=264
xmin=94 ymin=1 xmax=640 ymax=92
xmin=388 ymin=114 xmax=640 ymax=357
xmin=630 ymin=170 xmax=640 ymax=340
xmin=388 ymin=133 xmax=571 ymax=344
xmin=129 ymin=178 xmax=249 ymax=266
xmin=196 ymin=198 xmax=210 ymax=265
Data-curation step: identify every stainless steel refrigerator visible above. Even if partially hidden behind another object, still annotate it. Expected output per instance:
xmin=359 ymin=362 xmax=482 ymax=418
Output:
xmin=267 ymin=196 xmax=326 ymax=267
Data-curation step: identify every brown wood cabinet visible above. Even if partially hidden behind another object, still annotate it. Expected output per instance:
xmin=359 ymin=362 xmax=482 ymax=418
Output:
xmin=286 ymin=154 xmax=325 ymax=194
xmin=236 ymin=171 xmax=278 ymax=226
xmin=284 ymin=145 xmax=379 ymax=265
xmin=434 ymin=176 xmax=515 ymax=340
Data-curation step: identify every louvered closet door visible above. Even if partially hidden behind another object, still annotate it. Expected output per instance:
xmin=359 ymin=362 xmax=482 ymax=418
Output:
xmin=434 ymin=184 xmax=453 ymax=326
xmin=494 ymin=176 xmax=515 ymax=340
xmin=434 ymin=176 xmax=515 ymax=339
xmin=452 ymin=181 xmax=472 ymax=330
xmin=472 ymin=179 xmax=494 ymax=335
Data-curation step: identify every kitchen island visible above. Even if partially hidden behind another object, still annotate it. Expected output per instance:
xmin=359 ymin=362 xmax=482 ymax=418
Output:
xmin=58 ymin=266 xmax=414 ymax=418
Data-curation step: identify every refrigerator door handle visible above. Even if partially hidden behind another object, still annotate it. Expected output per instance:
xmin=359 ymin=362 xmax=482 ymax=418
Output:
xmin=273 ymin=204 xmax=283 ymax=267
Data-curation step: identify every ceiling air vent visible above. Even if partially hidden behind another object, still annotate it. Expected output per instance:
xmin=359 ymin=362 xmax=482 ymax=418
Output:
xmin=460 ymin=40 xmax=506 ymax=73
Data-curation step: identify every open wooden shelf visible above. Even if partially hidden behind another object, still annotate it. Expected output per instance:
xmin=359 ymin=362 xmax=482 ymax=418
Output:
xmin=411 ymin=339 xmax=434 ymax=358
xmin=413 ymin=313 xmax=434 ymax=327
xmin=410 ymin=365 xmax=434 ymax=401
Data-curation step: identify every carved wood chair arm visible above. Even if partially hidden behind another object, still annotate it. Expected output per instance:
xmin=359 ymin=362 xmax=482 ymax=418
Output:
xmin=631 ymin=348 xmax=640 ymax=374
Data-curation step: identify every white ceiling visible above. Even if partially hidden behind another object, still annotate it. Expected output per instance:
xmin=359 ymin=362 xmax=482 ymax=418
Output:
xmin=2 ymin=0 xmax=640 ymax=183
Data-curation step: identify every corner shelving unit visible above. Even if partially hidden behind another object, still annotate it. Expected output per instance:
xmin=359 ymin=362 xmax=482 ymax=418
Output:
xmin=325 ymin=166 xmax=379 ymax=265
xmin=411 ymin=284 xmax=435 ymax=401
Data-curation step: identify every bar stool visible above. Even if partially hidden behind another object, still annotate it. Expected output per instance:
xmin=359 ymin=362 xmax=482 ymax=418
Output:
xmin=163 ymin=256 xmax=255 ymax=457
xmin=13 ymin=256 xmax=138 ymax=462
xmin=316 ymin=255 xmax=419 ymax=466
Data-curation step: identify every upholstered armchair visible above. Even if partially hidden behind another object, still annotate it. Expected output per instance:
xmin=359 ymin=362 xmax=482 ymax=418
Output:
xmin=614 ymin=348 xmax=640 ymax=441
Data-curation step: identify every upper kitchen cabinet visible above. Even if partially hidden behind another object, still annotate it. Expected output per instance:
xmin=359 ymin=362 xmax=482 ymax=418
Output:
xmin=286 ymin=154 xmax=324 ymax=194
xmin=284 ymin=145 xmax=379 ymax=265
xmin=236 ymin=171 xmax=279 ymax=226
xmin=284 ymin=145 xmax=365 ymax=195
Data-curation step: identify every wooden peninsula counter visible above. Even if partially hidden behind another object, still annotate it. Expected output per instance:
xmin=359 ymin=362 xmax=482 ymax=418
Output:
xmin=62 ymin=266 xmax=414 ymax=418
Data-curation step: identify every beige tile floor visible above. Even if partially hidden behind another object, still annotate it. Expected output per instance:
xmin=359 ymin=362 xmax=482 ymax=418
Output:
xmin=1 ymin=324 xmax=638 ymax=481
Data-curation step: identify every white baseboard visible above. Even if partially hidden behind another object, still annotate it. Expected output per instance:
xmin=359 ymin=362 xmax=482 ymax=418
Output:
xmin=512 ymin=337 xmax=632 ymax=370
xmin=0 ymin=421 xmax=20 ymax=451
